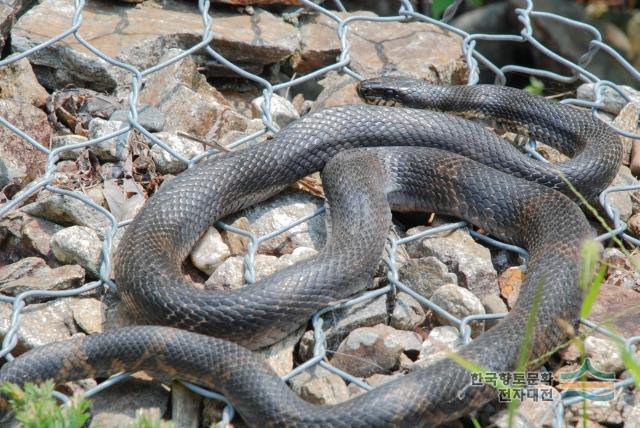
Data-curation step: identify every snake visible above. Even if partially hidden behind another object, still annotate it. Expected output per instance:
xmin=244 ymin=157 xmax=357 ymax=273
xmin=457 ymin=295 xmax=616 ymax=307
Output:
xmin=0 ymin=76 xmax=622 ymax=426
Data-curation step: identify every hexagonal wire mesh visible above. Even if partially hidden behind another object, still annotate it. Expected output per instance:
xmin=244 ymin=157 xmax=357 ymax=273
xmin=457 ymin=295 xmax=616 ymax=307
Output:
xmin=0 ymin=0 xmax=639 ymax=426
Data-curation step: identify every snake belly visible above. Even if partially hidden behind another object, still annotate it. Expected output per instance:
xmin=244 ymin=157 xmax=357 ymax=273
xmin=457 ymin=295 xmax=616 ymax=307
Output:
xmin=0 ymin=80 xmax=622 ymax=426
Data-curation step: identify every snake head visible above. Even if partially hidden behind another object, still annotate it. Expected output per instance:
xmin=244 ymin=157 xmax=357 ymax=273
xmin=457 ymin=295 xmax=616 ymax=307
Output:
xmin=357 ymin=76 xmax=427 ymax=107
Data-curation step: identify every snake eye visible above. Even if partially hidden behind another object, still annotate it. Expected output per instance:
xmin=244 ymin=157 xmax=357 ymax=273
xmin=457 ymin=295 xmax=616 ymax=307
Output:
xmin=384 ymin=89 xmax=395 ymax=98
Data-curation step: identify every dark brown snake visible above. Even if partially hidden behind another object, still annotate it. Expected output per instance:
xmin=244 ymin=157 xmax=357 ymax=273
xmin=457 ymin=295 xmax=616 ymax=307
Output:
xmin=0 ymin=77 xmax=622 ymax=426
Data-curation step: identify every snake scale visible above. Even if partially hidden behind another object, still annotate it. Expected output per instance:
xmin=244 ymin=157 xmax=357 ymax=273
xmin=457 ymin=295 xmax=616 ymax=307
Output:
xmin=0 ymin=77 xmax=622 ymax=426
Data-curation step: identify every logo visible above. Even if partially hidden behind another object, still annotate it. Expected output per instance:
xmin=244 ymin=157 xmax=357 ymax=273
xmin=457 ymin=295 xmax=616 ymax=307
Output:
xmin=557 ymin=359 xmax=615 ymax=401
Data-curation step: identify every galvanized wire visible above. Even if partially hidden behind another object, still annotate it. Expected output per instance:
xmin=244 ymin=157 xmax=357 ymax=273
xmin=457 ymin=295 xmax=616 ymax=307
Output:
xmin=0 ymin=0 xmax=639 ymax=426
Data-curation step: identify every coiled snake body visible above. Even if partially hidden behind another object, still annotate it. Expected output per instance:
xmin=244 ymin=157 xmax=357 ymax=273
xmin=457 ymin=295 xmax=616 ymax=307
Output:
xmin=0 ymin=77 xmax=622 ymax=426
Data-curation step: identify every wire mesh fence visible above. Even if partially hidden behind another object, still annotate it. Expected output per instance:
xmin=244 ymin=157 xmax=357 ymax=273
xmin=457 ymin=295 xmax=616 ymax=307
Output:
xmin=0 ymin=0 xmax=639 ymax=426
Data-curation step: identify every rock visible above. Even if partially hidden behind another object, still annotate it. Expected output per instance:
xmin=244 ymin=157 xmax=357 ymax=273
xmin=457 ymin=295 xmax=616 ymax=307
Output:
xmin=12 ymin=0 xmax=298 ymax=91
xmin=205 ymin=254 xmax=284 ymax=290
xmin=68 ymin=297 xmax=104 ymax=335
xmin=50 ymin=135 xmax=88 ymax=160
xmin=613 ymin=102 xmax=639 ymax=168
xmin=480 ymin=294 xmax=508 ymax=329
xmin=87 ymin=118 xmax=131 ymax=162
xmin=90 ymin=379 xmax=170 ymax=428
xmin=511 ymin=0 xmax=637 ymax=87
xmin=0 ymin=264 xmax=85 ymax=296
xmin=279 ymin=246 xmax=318 ymax=267
xmin=256 ymin=327 xmax=304 ymax=377
xmin=365 ymin=372 xmax=404 ymax=387
xmin=606 ymin=166 xmax=635 ymax=222
xmin=21 ymin=216 xmax=64 ymax=258
xmin=589 ymin=284 xmax=640 ymax=338
xmin=398 ymin=256 xmax=458 ymax=299
xmin=405 ymin=224 xmax=499 ymax=297
xmin=0 ymin=1 xmax=28 ymax=54
xmin=190 ymin=227 xmax=231 ymax=276
xmin=430 ymin=284 xmax=485 ymax=336
xmin=289 ymin=365 xmax=350 ymax=405
xmin=251 ymin=93 xmax=299 ymax=130
xmin=415 ymin=326 xmax=462 ymax=368
xmin=0 ymin=56 xmax=48 ymax=107
xmin=295 ymin=11 xmax=466 ymax=83
xmin=0 ymin=257 xmax=48 ymax=286
xmin=585 ymin=336 xmax=626 ymax=374
xmin=150 ymin=132 xmax=205 ymax=174
xmin=330 ymin=324 xmax=422 ymax=377
xmin=602 ymin=247 xmax=640 ymax=291
xmin=577 ymin=83 xmax=640 ymax=115
xmin=298 ymin=294 xmax=388 ymax=360
xmin=490 ymin=386 xmax=560 ymax=428
xmin=0 ymin=299 xmax=77 ymax=353
xmin=390 ymin=292 xmax=426 ymax=331
xmin=0 ymin=99 xmax=50 ymax=189
xmin=225 ymin=189 xmax=326 ymax=256
xmin=22 ymin=191 xmax=111 ymax=232
xmin=312 ymin=72 xmax=364 ymax=111
xmin=110 ymin=105 xmax=164 ymax=132
xmin=139 ymin=49 xmax=249 ymax=142
xmin=565 ymin=388 xmax=629 ymax=426
xmin=51 ymin=226 xmax=103 ymax=278
xmin=498 ymin=266 xmax=524 ymax=309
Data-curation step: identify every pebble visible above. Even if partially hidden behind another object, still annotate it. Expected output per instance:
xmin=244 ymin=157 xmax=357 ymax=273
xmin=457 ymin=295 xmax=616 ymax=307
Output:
xmin=330 ymin=324 xmax=422 ymax=378
xmin=390 ymin=292 xmax=426 ymax=331
xmin=397 ymin=256 xmax=458 ymax=299
xmin=22 ymin=191 xmax=111 ymax=233
xmin=69 ymin=298 xmax=105 ymax=335
xmin=190 ymin=227 xmax=231 ymax=275
xmin=0 ymin=264 xmax=85 ymax=296
xmin=150 ymin=131 xmax=205 ymax=174
xmin=414 ymin=326 xmax=462 ymax=368
xmin=251 ymin=93 xmax=299 ymax=130
xmin=88 ymin=118 xmax=131 ymax=162
xmin=430 ymin=283 xmax=485 ymax=336
xmin=289 ymin=365 xmax=350 ymax=405
xmin=110 ymin=105 xmax=165 ymax=132
xmin=51 ymin=226 xmax=103 ymax=278
xmin=405 ymin=224 xmax=499 ymax=297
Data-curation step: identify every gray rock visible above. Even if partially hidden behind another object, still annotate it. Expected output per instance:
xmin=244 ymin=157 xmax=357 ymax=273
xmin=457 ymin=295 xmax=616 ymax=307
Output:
xmin=279 ymin=246 xmax=318 ymax=267
xmin=0 ymin=55 xmax=48 ymax=107
xmin=390 ymin=292 xmax=426 ymax=331
xmin=577 ymin=82 xmax=640 ymax=115
xmin=398 ymin=256 xmax=458 ymax=299
xmin=12 ymin=0 xmax=298 ymax=91
xmin=0 ymin=264 xmax=85 ymax=296
xmin=90 ymin=379 xmax=170 ymax=428
xmin=405 ymin=224 xmax=499 ymax=297
xmin=0 ymin=257 xmax=48 ymax=286
xmin=205 ymin=254 xmax=282 ymax=290
xmin=256 ymin=327 xmax=305 ymax=377
xmin=585 ymin=336 xmax=626 ymax=374
xmin=480 ymin=294 xmax=508 ymax=329
xmin=0 ymin=299 xmax=77 ymax=351
xmin=138 ymin=49 xmax=249 ymax=141
xmin=298 ymin=294 xmax=388 ymax=360
xmin=88 ymin=118 xmax=131 ymax=162
xmin=190 ymin=227 xmax=231 ymax=276
xmin=414 ymin=326 xmax=462 ymax=369
xmin=21 ymin=216 xmax=64 ymax=258
xmin=296 ymin=11 xmax=466 ymax=84
xmin=69 ymin=298 xmax=104 ymax=335
xmin=607 ymin=165 xmax=636 ymax=222
xmin=289 ymin=365 xmax=350 ymax=405
xmin=110 ymin=105 xmax=164 ymax=132
xmin=0 ymin=99 xmax=50 ymax=189
xmin=50 ymin=135 xmax=88 ymax=160
xmin=330 ymin=324 xmax=422 ymax=377
xmin=22 ymin=191 xmax=111 ymax=233
xmin=225 ymin=189 xmax=326 ymax=256
xmin=251 ymin=93 xmax=299 ymax=130
xmin=150 ymin=131 xmax=205 ymax=174
xmin=51 ymin=226 xmax=103 ymax=278
xmin=430 ymin=283 xmax=485 ymax=336
xmin=490 ymin=386 xmax=559 ymax=428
